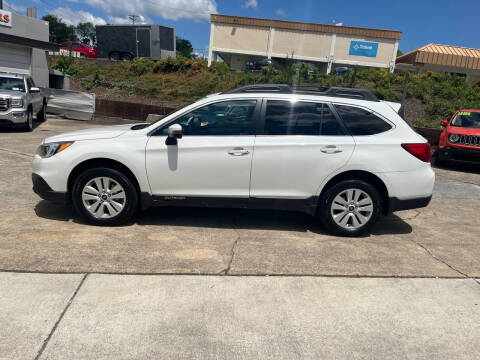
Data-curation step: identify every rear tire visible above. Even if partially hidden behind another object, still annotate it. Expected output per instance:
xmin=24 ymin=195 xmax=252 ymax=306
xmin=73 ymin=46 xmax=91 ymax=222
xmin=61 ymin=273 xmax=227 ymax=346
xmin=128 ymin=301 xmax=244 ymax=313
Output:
xmin=318 ymin=180 xmax=381 ymax=237
xmin=121 ymin=53 xmax=133 ymax=61
xmin=109 ymin=52 xmax=120 ymax=61
xmin=72 ymin=167 xmax=138 ymax=226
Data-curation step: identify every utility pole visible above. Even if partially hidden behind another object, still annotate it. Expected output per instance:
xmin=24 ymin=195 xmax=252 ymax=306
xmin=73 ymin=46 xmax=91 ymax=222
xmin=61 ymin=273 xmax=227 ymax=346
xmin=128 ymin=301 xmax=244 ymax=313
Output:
xmin=128 ymin=15 xmax=139 ymax=24
xmin=0 ymin=1 xmax=3 ymax=10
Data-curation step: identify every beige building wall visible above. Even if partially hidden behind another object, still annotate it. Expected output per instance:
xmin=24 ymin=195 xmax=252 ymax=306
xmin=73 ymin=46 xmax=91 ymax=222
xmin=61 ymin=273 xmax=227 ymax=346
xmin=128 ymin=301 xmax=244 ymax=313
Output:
xmin=271 ymin=29 xmax=331 ymax=59
xmin=334 ymin=35 xmax=396 ymax=65
xmin=212 ymin=24 xmax=270 ymax=54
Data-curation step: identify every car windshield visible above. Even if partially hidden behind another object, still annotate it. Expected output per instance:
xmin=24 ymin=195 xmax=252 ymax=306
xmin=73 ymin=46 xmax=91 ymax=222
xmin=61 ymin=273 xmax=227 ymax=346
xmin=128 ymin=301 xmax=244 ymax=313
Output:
xmin=451 ymin=111 xmax=480 ymax=128
xmin=0 ymin=77 xmax=25 ymax=92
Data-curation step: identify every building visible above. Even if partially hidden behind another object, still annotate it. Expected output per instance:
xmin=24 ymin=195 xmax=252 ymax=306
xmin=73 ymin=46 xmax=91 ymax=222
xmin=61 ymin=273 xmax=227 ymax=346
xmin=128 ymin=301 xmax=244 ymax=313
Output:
xmin=396 ymin=44 xmax=480 ymax=85
xmin=96 ymin=25 xmax=176 ymax=61
xmin=208 ymin=14 xmax=402 ymax=73
xmin=0 ymin=8 xmax=58 ymax=87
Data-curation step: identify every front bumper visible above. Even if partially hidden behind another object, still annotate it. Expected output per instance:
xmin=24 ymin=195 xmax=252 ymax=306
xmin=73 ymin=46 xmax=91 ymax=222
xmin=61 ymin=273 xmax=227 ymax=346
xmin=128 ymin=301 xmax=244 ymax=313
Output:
xmin=32 ymin=173 xmax=68 ymax=203
xmin=388 ymin=195 xmax=432 ymax=213
xmin=438 ymin=146 xmax=480 ymax=164
xmin=0 ymin=109 xmax=27 ymax=125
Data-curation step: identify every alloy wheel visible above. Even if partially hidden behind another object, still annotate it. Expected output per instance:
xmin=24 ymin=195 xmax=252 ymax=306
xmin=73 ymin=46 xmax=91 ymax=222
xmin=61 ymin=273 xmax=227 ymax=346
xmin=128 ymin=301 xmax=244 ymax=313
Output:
xmin=81 ymin=177 xmax=126 ymax=218
xmin=330 ymin=188 xmax=374 ymax=230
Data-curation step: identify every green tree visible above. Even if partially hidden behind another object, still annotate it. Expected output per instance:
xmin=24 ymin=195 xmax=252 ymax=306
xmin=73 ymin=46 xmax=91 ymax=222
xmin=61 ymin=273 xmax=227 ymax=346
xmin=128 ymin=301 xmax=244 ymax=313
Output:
xmin=76 ymin=22 xmax=96 ymax=47
xmin=42 ymin=15 xmax=77 ymax=43
xmin=176 ymin=37 xmax=193 ymax=58
xmin=397 ymin=49 xmax=404 ymax=57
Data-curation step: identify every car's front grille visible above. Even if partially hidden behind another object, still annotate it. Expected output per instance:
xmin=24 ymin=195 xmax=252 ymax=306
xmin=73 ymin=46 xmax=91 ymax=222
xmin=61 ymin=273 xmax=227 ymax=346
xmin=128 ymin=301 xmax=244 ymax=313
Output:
xmin=458 ymin=134 xmax=480 ymax=147
xmin=0 ymin=98 xmax=9 ymax=111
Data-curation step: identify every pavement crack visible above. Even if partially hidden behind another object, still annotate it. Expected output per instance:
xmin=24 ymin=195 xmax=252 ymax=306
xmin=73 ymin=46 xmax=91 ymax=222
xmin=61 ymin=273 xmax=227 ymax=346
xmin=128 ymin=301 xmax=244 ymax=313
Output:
xmin=34 ymin=273 xmax=88 ymax=360
xmin=0 ymin=147 xmax=33 ymax=158
xmin=219 ymin=215 xmax=241 ymax=275
xmin=409 ymin=237 xmax=480 ymax=286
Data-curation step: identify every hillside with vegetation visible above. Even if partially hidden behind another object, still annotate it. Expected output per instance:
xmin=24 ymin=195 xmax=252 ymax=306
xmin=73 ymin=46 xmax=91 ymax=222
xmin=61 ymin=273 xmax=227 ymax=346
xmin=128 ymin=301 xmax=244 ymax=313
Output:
xmin=51 ymin=56 xmax=480 ymax=128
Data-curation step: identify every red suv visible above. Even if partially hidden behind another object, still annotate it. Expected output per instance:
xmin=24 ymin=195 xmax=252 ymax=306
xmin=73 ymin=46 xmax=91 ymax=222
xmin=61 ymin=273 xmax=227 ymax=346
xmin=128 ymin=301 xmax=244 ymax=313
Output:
xmin=59 ymin=41 xmax=98 ymax=58
xmin=437 ymin=109 xmax=480 ymax=164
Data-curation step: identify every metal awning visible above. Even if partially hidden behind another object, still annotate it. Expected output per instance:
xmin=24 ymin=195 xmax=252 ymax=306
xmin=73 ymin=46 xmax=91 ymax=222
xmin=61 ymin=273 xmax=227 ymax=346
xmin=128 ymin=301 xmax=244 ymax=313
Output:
xmin=0 ymin=33 xmax=59 ymax=51
xmin=396 ymin=43 xmax=480 ymax=70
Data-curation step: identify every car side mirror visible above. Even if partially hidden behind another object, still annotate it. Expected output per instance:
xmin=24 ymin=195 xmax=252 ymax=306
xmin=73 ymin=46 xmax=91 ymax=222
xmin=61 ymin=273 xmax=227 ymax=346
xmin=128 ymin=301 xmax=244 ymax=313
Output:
xmin=440 ymin=120 xmax=449 ymax=127
xmin=30 ymin=87 xmax=40 ymax=93
xmin=165 ymin=124 xmax=182 ymax=145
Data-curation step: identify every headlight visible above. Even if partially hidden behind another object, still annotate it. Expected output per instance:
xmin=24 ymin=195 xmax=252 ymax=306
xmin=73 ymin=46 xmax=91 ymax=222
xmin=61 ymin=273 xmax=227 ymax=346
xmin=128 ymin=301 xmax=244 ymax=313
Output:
xmin=448 ymin=134 xmax=459 ymax=143
xmin=11 ymin=99 xmax=24 ymax=108
xmin=36 ymin=142 xmax=74 ymax=158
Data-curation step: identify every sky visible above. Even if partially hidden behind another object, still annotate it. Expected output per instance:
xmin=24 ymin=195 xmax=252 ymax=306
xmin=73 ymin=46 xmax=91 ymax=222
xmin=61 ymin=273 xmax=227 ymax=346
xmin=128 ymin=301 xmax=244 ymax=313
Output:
xmin=4 ymin=0 xmax=480 ymax=55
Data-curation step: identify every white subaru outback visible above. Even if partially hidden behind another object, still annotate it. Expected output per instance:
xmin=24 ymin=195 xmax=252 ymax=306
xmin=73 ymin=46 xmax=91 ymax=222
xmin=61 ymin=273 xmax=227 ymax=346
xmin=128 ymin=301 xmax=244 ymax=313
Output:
xmin=32 ymin=85 xmax=435 ymax=236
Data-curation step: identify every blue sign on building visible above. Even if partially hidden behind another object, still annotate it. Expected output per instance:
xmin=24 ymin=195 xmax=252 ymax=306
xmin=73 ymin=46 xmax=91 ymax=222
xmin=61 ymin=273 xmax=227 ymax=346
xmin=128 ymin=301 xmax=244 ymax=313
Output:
xmin=349 ymin=41 xmax=379 ymax=57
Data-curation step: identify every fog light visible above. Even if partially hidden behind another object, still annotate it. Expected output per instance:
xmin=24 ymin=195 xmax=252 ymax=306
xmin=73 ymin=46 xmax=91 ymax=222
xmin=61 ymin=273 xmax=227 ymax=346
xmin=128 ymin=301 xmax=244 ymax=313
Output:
xmin=13 ymin=112 xmax=25 ymax=118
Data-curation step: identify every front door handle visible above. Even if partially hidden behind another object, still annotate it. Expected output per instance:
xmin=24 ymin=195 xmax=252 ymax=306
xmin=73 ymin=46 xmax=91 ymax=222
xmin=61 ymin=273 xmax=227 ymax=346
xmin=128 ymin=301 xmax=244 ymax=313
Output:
xmin=228 ymin=147 xmax=250 ymax=156
xmin=320 ymin=145 xmax=343 ymax=154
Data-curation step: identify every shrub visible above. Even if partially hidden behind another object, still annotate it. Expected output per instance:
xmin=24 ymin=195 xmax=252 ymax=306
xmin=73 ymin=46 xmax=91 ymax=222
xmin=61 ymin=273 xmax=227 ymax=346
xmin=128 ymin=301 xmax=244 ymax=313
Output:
xmin=51 ymin=55 xmax=81 ymax=76
xmin=208 ymin=61 xmax=230 ymax=75
xmin=153 ymin=56 xmax=188 ymax=73
xmin=129 ymin=57 xmax=155 ymax=75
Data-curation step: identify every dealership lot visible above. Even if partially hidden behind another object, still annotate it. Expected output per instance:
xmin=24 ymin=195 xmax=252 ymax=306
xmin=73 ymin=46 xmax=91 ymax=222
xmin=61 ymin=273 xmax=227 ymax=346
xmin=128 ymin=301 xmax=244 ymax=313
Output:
xmin=0 ymin=117 xmax=479 ymax=277
xmin=1 ymin=118 xmax=480 ymax=359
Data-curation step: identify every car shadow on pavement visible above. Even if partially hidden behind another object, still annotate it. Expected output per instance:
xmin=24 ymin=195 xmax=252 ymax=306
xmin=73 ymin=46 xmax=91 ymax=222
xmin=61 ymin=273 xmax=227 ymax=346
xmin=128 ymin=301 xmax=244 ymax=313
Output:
xmin=34 ymin=200 xmax=412 ymax=236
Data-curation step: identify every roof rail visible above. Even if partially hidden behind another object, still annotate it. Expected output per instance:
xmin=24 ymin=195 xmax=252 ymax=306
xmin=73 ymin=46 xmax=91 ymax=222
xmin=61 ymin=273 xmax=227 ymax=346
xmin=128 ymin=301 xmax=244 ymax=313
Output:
xmin=222 ymin=84 xmax=379 ymax=101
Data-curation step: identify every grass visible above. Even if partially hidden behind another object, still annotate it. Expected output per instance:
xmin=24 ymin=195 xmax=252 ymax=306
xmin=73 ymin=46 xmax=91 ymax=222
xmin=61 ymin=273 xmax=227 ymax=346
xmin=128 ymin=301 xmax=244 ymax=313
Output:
xmin=50 ymin=56 xmax=480 ymax=128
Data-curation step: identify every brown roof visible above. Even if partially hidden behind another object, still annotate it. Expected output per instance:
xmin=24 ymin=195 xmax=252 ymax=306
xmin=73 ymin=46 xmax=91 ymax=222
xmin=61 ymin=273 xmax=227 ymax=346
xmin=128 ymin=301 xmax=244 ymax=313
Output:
xmin=396 ymin=44 xmax=480 ymax=70
xmin=210 ymin=14 xmax=402 ymax=40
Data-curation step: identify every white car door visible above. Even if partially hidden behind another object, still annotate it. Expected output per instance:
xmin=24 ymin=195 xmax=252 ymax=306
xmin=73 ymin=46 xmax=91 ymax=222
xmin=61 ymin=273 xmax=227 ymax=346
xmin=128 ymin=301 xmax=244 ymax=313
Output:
xmin=250 ymin=99 xmax=355 ymax=199
xmin=145 ymin=99 xmax=259 ymax=198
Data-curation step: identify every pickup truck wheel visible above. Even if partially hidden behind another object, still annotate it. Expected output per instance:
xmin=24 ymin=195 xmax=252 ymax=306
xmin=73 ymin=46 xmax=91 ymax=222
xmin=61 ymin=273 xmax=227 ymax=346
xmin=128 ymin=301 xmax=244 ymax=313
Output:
xmin=23 ymin=109 xmax=33 ymax=132
xmin=318 ymin=180 xmax=381 ymax=237
xmin=72 ymin=167 xmax=138 ymax=226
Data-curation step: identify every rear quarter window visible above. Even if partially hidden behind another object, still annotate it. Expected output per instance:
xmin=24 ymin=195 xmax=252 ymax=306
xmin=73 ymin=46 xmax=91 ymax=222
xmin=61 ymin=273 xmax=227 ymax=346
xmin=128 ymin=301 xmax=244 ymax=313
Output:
xmin=335 ymin=104 xmax=392 ymax=135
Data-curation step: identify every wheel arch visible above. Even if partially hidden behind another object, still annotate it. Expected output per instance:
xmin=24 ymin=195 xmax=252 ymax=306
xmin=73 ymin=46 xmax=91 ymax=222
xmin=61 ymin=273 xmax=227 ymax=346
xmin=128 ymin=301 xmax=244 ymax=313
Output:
xmin=318 ymin=170 xmax=390 ymax=215
xmin=67 ymin=158 xmax=141 ymax=202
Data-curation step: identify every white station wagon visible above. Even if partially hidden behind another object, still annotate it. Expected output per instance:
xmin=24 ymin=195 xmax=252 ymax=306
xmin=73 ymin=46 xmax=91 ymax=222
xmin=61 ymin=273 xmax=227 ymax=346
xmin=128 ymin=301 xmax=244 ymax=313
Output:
xmin=33 ymin=85 xmax=434 ymax=236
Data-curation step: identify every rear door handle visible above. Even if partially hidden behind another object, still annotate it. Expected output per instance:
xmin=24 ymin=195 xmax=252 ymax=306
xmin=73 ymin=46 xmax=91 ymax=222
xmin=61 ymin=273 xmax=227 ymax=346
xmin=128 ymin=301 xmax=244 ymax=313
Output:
xmin=228 ymin=147 xmax=250 ymax=156
xmin=320 ymin=145 xmax=343 ymax=154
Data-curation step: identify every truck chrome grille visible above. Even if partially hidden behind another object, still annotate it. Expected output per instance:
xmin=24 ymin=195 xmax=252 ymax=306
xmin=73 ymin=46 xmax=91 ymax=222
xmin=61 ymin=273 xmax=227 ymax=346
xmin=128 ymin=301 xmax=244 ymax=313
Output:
xmin=458 ymin=134 xmax=480 ymax=147
xmin=0 ymin=98 xmax=9 ymax=111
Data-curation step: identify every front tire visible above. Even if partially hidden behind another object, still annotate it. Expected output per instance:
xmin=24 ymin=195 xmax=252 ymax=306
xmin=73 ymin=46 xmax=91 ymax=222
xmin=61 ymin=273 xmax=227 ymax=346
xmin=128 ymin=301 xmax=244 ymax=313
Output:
xmin=72 ymin=167 xmax=138 ymax=226
xmin=318 ymin=180 xmax=381 ymax=237
xmin=23 ymin=109 xmax=33 ymax=132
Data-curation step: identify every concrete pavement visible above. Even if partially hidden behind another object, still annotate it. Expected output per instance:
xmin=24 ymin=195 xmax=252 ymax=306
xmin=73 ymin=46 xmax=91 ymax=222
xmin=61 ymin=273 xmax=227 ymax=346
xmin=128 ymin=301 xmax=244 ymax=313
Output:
xmin=1 ymin=118 xmax=480 ymax=277
xmin=1 ymin=273 xmax=479 ymax=359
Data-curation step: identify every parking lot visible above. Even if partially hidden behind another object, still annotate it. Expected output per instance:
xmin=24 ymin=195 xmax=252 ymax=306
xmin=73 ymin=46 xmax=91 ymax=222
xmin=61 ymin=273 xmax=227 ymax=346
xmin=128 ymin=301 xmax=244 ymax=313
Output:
xmin=0 ymin=117 xmax=479 ymax=278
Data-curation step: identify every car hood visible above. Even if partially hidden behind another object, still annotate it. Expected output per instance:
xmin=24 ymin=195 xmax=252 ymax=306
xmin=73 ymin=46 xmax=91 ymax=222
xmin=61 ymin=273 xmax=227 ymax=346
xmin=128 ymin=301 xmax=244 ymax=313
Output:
xmin=447 ymin=126 xmax=480 ymax=136
xmin=44 ymin=124 xmax=136 ymax=143
xmin=0 ymin=89 xmax=25 ymax=98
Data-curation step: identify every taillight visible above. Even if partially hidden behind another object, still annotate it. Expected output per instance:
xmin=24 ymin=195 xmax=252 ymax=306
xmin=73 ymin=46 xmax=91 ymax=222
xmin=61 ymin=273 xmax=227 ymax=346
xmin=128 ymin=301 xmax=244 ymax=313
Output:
xmin=401 ymin=143 xmax=431 ymax=162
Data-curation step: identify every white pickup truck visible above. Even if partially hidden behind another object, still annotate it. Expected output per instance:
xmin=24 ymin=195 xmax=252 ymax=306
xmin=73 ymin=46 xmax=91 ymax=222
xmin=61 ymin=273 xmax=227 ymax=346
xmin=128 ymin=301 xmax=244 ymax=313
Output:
xmin=0 ymin=73 xmax=47 ymax=131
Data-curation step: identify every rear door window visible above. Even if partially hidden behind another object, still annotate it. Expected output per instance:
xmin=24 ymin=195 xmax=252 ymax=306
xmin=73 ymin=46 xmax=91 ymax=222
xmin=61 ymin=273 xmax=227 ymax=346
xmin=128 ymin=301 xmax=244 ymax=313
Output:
xmin=264 ymin=100 xmax=346 ymax=135
xmin=334 ymin=105 xmax=392 ymax=135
